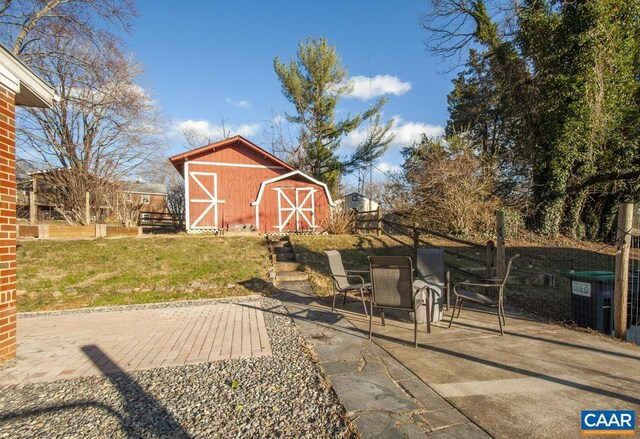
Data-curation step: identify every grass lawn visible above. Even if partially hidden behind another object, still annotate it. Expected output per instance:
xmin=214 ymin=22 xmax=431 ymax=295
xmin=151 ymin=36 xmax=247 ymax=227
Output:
xmin=291 ymin=233 xmax=619 ymax=322
xmin=17 ymin=235 xmax=272 ymax=312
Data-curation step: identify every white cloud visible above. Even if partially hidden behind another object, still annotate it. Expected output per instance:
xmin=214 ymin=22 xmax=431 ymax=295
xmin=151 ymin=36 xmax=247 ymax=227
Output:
xmin=172 ymin=119 xmax=260 ymax=142
xmin=342 ymin=116 xmax=444 ymax=150
xmin=391 ymin=117 xmax=444 ymax=146
xmin=346 ymin=75 xmax=412 ymax=100
xmin=225 ymin=97 xmax=251 ymax=108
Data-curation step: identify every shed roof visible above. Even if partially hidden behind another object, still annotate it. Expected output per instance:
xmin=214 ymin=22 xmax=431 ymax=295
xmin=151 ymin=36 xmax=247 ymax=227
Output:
xmin=168 ymin=135 xmax=295 ymax=172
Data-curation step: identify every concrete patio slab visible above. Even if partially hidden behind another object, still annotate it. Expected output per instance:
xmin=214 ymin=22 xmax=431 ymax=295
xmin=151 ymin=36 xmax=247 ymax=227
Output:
xmin=344 ymin=303 xmax=640 ymax=438
xmin=278 ymin=282 xmax=488 ymax=438
xmin=0 ymin=300 xmax=271 ymax=385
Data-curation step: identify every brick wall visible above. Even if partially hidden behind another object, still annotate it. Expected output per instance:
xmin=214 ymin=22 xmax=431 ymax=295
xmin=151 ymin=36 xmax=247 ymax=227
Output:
xmin=0 ymin=85 xmax=16 ymax=361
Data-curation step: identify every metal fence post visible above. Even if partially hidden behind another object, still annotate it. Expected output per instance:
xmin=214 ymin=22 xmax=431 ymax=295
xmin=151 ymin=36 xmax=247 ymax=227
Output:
xmin=614 ymin=202 xmax=633 ymax=339
xmin=413 ymin=222 xmax=419 ymax=267
xmin=496 ymin=211 xmax=506 ymax=279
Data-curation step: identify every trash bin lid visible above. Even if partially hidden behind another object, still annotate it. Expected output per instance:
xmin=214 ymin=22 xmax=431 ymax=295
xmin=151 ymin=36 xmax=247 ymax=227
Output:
xmin=565 ymin=270 xmax=615 ymax=282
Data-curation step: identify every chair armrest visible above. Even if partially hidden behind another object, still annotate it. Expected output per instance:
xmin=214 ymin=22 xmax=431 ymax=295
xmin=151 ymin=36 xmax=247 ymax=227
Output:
xmin=454 ymin=281 xmax=501 ymax=293
xmin=346 ymin=270 xmax=369 ymax=274
xmin=331 ymin=274 xmax=366 ymax=285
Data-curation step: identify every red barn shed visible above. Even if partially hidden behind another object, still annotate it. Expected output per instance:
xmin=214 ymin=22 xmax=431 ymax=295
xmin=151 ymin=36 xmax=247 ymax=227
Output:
xmin=169 ymin=136 xmax=335 ymax=233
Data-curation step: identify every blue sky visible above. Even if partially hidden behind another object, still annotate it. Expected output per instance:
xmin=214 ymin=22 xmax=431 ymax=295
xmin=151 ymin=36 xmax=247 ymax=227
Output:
xmin=129 ymin=0 xmax=454 ymax=183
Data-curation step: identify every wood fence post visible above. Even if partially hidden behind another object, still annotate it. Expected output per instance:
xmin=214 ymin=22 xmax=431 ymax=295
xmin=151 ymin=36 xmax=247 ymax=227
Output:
xmin=85 ymin=192 xmax=90 ymax=225
xmin=29 ymin=191 xmax=36 ymax=225
xmin=496 ymin=211 xmax=506 ymax=279
xmin=413 ymin=222 xmax=419 ymax=267
xmin=486 ymin=240 xmax=495 ymax=279
xmin=614 ymin=202 xmax=633 ymax=339
xmin=37 ymin=224 xmax=49 ymax=239
xmin=376 ymin=207 xmax=382 ymax=236
xmin=351 ymin=208 xmax=358 ymax=235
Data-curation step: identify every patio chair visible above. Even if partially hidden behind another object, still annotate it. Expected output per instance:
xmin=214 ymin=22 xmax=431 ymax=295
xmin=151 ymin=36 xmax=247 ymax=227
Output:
xmin=448 ymin=254 xmax=520 ymax=336
xmin=416 ymin=248 xmax=450 ymax=315
xmin=368 ymin=256 xmax=431 ymax=348
xmin=323 ymin=250 xmax=369 ymax=316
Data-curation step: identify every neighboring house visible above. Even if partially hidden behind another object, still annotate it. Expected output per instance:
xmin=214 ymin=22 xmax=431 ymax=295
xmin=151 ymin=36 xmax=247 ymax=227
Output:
xmin=169 ymin=135 xmax=335 ymax=233
xmin=16 ymin=171 xmax=167 ymax=220
xmin=338 ymin=192 xmax=379 ymax=212
xmin=120 ymin=181 xmax=168 ymax=215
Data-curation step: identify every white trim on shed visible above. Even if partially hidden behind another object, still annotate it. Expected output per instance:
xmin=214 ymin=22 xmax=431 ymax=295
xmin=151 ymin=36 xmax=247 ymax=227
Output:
xmin=250 ymin=170 xmax=336 ymax=208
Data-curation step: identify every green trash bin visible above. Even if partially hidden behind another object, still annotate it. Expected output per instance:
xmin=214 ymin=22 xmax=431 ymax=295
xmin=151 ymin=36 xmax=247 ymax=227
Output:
xmin=566 ymin=271 xmax=615 ymax=334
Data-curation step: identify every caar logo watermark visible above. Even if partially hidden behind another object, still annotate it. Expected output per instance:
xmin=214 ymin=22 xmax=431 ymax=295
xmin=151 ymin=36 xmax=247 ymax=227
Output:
xmin=581 ymin=410 xmax=636 ymax=435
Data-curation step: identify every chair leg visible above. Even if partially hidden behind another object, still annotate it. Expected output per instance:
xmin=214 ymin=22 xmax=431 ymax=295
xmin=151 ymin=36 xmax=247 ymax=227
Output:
xmin=380 ymin=309 xmax=385 ymax=326
xmin=414 ymin=316 xmax=418 ymax=348
xmin=456 ymin=299 xmax=464 ymax=318
xmin=426 ymin=290 xmax=431 ymax=334
xmin=332 ymin=287 xmax=337 ymax=313
xmin=343 ymin=290 xmax=347 ymax=306
xmin=448 ymin=297 xmax=459 ymax=329
xmin=369 ymin=301 xmax=374 ymax=340
xmin=446 ymin=282 xmax=450 ymax=311
xmin=360 ymin=287 xmax=368 ymax=317
xmin=500 ymin=302 xmax=506 ymax=326
xmin=497 ymin=305 xmax=504 ymax=336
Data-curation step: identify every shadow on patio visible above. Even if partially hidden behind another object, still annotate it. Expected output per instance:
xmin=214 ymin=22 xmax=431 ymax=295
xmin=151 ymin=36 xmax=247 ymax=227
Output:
xmin=276 ymin=281 xmax=640 ymax=438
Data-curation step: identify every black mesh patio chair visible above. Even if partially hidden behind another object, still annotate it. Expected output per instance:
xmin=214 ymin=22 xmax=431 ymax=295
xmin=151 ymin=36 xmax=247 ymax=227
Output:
xmin=368 ymin=256 xmax=431 ymax=348
xmin=416 ymin=248 xmax=450 ymax=311
xmin=448 ymin=254 xmax=520 ymax=335
xmin=324 ymin=250 xmax=369 ymax=316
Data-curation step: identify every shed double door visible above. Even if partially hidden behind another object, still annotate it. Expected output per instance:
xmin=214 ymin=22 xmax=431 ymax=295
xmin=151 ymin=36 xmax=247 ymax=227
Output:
xmin=275 ymin=187 xmax=316 ymax=232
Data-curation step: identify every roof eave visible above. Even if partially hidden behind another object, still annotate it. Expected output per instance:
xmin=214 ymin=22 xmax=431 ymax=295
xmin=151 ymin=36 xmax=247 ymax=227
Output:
xmin=168 ymin=135 xmax=294 ymax=172
xmin=0 ymin=45 xmax=57 ymax=108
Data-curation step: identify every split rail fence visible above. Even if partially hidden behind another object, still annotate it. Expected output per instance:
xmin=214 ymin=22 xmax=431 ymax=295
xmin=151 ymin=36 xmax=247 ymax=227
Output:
xmin=352 ymin=204 xmax=639 ymax=342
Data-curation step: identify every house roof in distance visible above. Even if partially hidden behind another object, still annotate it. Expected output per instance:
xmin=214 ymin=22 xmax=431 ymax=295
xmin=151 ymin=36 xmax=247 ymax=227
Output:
xmin=0 ymin=44 xmax=57 ymax=108
xmin=121 ymin=181 xmax=167 ymax=195
xmin=168 ymin=135 xmax=295 ymax=172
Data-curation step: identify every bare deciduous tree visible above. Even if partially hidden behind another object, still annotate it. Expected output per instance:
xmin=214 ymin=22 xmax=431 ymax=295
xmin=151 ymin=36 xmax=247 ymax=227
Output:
xmin=16 ymin=32 xmax=161 ymax=224
xmin=180 ymin=116 xmax=233 ymax=149
xmin=400 ymin=134 xmax=499 ymax=237
xmin=1 ymin=0 xmax=162 ymax=225
xmin=1 ymin=0 xmax=136 ymax=60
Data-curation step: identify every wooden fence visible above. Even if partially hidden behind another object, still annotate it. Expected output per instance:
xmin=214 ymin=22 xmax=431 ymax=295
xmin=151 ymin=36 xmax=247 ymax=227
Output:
xmin=353 ymin=204 xmax=639 ymax=341
xmin=17 ymin=224 xmax=142 ymax=239
xmin=139 ymin=212 xmax=183 ymax=232
xmin=352 ymin=208 xmax=504 ymax=281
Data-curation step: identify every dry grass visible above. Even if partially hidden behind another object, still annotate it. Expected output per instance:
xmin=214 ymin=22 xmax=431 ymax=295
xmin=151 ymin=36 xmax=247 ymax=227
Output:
xmin=292 ymin=234 xmax=413 ymax=299
xmin=17 ymin=235 xmax=273 ymax=312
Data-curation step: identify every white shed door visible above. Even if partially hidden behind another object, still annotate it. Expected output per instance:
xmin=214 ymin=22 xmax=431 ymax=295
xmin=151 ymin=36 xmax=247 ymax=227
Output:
xmin=186 ymin=168 xmax=223 ymax=230
xmin=275 ymin=187 xmax=316 ymax=232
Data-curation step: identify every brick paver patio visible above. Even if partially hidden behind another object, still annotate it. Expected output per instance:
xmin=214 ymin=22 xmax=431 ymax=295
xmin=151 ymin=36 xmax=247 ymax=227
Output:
xmin=0 ymin=300 xmax=271 ymax=384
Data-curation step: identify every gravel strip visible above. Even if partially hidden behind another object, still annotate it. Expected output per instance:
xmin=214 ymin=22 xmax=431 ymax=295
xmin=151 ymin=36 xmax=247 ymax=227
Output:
xmin=0 ymin=298 xmax=356 ymax=438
